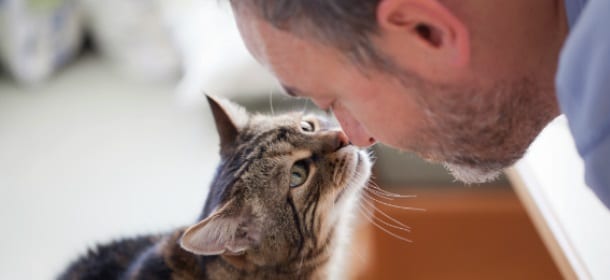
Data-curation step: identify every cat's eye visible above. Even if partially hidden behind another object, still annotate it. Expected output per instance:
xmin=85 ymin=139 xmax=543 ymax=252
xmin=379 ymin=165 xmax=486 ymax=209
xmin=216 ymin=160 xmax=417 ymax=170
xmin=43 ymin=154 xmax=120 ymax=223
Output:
xmin=300 ymin=120 xmax=315 ymax=132
xmin=289 ymin=160 xmax=309 ymax=188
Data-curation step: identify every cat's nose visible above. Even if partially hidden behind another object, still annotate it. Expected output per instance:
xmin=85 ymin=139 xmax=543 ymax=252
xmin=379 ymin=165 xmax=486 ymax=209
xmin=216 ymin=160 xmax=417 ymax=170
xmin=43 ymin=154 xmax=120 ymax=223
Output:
xmin=319 ymin=129 xmax=351 ymax=154
xmin=336 ymin=130 xmax=350 ymax=149
xmin=325 ymin=130 xmax=350 ymax=152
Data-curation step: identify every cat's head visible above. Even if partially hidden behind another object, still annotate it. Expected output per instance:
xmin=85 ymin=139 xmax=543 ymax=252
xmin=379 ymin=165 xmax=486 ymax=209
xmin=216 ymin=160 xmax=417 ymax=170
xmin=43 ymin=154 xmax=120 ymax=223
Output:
xmin=180 ymin=96 xmax=371 ymax=267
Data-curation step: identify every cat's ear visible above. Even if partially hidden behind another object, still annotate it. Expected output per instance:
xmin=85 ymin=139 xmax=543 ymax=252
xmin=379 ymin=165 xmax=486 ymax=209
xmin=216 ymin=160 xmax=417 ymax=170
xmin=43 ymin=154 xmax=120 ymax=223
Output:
xmin=206 ymin=95 xmax=249 ymax=153
xmin=180 ymin=200 xmax=260 ymax=256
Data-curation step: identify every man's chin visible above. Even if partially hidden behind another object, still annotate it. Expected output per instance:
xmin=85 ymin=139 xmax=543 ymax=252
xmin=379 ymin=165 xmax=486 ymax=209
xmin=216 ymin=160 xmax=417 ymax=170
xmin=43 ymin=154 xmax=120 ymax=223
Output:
xmin=392 ymin=141 xmax=512 ymax=184
xmin=442 ymin=162 xmax=503 ymax=184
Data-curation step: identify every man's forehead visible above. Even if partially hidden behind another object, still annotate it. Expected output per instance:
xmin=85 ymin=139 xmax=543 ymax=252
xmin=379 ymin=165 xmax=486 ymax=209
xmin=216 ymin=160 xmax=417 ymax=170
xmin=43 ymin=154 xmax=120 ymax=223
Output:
xmin=233 ymin=6 xmax=325 ymax=85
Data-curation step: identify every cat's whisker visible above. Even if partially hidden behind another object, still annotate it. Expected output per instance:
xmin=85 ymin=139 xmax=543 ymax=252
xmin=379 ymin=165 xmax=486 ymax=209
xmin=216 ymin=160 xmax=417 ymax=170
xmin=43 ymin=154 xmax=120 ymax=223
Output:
xmin=362 ymin=191 xmax=426 ymax=211
xmin=360 ymin=195 xmax=412 ymax=230
xmin=367 ymin=179 xmax=382 ymax=188
xmin=364 ymin=185 xmax=417 ymax=200
xmin=364 ymin=187 xmax=395 ymax=201
xmin=359 ymin=196 xmax=409 ymax=228
xmin=364 ymin=188 xmax=417 ymax=204
xmin=366 ymin=179 xmax=384 ymax=190
xmin=356 ymin=205 xmax=377 ymax=227
xmin=365 ymin=149 xmax=377 ymax=164
xmin=356 ymin=206 xmax=413 ymax=243
xmin=358 ymin=202 xmax=411 ymax=232
xmin=301 ymin=98 xmax=309 ymax=114
xmin=366 ymin=183 xmax=417 ymax=199
xmin=268 ymin=88 xmax=275 ymax=116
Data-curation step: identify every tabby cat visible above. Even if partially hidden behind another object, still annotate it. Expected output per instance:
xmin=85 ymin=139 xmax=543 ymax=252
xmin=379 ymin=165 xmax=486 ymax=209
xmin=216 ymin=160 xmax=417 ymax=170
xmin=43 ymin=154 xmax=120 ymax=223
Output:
xmin=60 ymin=96 xmax=372 ymax=280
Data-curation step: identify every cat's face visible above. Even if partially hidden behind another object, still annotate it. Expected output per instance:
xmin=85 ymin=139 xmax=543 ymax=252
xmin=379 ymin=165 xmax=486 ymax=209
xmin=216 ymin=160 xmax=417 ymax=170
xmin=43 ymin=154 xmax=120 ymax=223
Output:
xmin=180 ymin=96 xmax=371 ymax=267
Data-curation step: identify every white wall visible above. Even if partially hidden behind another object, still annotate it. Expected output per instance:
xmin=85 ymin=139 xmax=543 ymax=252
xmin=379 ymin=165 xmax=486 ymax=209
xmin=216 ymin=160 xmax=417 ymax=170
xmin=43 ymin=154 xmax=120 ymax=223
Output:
xmin=0 ymin=56 xmax=222 ymax=279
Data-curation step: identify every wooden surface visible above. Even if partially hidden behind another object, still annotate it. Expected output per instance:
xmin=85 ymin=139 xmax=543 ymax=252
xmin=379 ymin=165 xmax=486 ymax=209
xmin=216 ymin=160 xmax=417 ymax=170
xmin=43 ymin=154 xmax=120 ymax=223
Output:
xmin=347 ymin=187 xmax=562 ymax=280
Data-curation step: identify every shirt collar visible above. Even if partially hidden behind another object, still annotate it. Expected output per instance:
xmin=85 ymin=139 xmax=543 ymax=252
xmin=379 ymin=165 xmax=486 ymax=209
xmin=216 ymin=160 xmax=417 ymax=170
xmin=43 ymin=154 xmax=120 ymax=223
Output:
xmin=564 ymin=0 xmax=587 ymax=28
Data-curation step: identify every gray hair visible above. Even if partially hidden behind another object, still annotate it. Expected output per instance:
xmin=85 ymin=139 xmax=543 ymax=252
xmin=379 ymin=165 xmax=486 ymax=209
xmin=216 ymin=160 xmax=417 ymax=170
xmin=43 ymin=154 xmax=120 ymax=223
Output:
xmin=232 ymin=0 xmax=393 ymax=69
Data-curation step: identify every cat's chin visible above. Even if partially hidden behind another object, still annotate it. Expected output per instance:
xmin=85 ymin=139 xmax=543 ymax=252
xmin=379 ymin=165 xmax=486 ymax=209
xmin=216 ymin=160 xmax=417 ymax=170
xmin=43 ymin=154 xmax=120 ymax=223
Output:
xmin=334 ymin=148 xmax=372 ymax=204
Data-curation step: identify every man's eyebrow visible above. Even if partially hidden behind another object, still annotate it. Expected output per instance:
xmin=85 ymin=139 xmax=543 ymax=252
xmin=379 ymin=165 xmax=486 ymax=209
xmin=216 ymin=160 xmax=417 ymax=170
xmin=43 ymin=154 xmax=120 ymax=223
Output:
xmin=280 ymin=84 xmax=301 ymax=97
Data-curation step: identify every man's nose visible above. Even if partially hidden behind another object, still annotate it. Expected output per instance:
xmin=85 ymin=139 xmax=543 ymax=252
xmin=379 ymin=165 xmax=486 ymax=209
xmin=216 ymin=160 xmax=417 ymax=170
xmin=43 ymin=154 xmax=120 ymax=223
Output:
xmin=345 ymin=129 xmax=375 ymax=147
xmin=332 ymin=105 xmax=376 ymax=148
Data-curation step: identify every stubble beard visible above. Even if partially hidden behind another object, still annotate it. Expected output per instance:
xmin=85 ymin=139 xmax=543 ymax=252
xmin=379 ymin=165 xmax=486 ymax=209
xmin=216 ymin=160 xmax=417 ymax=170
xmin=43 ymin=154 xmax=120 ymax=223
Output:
xmin=401 ymin=77 xmax=556 ymax=184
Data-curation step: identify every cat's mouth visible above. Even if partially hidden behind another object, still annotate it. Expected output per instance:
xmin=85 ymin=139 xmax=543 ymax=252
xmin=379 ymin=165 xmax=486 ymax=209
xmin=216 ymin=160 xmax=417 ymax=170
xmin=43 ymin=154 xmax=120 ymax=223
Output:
xmin=333 ymin=147 xmax=371 ymax=203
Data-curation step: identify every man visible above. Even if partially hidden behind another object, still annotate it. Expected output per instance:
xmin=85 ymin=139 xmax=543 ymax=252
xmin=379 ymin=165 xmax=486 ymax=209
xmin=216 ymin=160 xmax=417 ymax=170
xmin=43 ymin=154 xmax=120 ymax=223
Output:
xmin=227 ymin=0 xmax=609 ymax=209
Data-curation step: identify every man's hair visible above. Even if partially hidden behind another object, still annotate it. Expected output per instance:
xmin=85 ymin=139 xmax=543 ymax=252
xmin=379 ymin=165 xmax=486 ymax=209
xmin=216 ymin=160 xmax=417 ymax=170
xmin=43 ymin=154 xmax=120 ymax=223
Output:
xmin=233 ymin=0 xmax=390 ymax=68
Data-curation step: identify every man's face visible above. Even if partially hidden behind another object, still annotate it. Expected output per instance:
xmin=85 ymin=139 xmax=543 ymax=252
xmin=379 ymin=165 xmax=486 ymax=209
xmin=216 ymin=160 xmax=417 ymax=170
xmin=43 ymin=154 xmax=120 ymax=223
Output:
xmin=232 ymin=5 xmax=554 ymax=183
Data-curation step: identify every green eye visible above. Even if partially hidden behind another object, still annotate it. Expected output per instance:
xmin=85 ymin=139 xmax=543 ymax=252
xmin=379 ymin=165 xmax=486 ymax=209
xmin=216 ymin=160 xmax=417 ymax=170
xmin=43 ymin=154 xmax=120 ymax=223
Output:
xmin=300 ymin=120 xmax=314 ymax=132
xmin=289 ymin=160 xmax=309 ymax=188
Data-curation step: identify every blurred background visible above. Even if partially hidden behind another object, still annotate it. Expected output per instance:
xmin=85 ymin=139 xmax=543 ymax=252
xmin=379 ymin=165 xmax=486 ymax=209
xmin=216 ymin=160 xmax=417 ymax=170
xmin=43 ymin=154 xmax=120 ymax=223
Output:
xmin=0 ymin=1 xmax=561 ymax=279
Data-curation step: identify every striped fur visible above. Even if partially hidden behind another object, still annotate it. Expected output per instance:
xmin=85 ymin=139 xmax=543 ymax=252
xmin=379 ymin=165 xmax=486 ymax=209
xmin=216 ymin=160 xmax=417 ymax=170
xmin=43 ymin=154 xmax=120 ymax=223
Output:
xmin=59 ymin=96 xmax=371 ymax=280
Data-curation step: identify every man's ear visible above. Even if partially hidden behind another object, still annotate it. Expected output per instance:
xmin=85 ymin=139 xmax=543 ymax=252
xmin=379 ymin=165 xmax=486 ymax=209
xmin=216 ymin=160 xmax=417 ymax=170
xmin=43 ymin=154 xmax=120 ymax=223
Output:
xmin=180 ymin=200 xmax=260 ymax=256
xmin=375 ymin=0 xmax=470 ymax=72
xmin=206 ymin=95 xmax=249 ymax=155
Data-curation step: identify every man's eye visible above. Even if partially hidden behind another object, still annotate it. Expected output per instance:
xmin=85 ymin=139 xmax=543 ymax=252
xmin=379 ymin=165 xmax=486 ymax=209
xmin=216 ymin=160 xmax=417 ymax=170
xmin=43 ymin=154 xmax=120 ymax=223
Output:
xmin=300 ymin=120 xmax=315 ymax=132
xmin=289 ymin=160 xmax=309 ymax=188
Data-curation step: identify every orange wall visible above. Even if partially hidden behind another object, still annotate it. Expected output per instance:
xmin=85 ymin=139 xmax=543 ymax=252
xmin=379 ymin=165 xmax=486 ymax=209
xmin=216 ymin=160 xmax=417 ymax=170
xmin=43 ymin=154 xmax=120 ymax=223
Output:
xmin=348 ymin=188 xmax=562 ymax=280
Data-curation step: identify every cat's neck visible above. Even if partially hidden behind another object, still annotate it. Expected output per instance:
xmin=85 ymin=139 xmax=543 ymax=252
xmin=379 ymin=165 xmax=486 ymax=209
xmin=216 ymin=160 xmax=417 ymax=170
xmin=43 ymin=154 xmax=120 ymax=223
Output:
xmin=200 ymin=238 xmax=336 ymax=280
xmin=161 ymin=228 xmax=337 ymax=280
xmin=203 ymin=252 xmax=331 ymax=279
